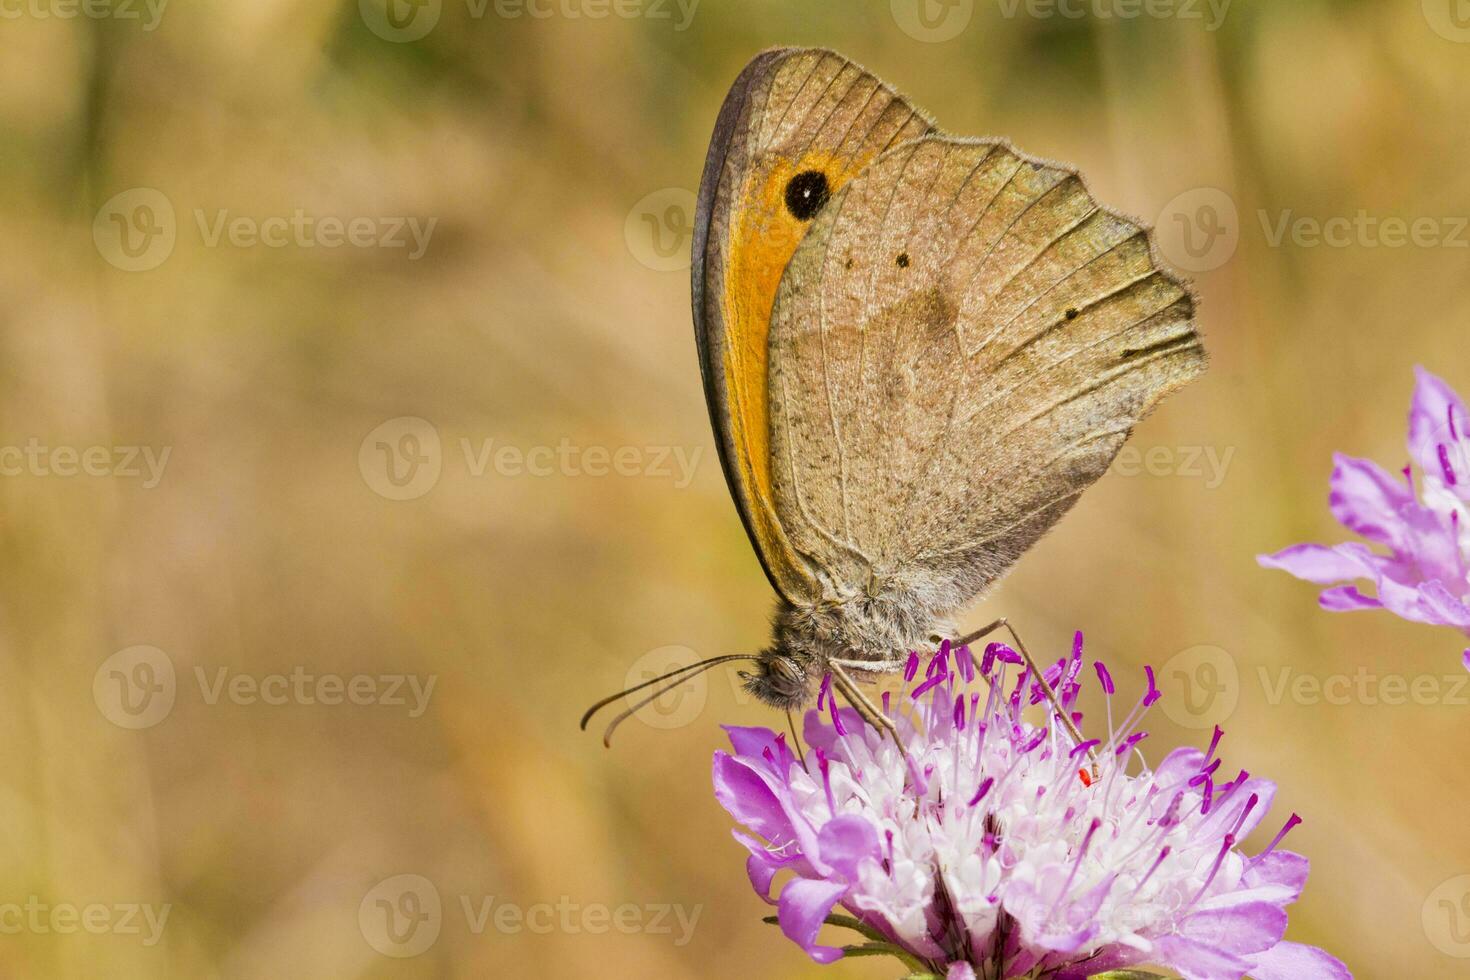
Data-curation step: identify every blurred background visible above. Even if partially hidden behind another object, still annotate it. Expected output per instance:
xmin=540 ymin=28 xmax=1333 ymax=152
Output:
xmin=1 ymin=0 xmax=1468 ymax=976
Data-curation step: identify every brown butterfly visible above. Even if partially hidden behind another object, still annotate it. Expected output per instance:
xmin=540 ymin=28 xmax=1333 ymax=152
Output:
xmin=584 ymin=47 xmax=1204 ymax=745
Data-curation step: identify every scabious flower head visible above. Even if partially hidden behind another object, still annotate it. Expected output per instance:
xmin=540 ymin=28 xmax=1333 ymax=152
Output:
xmin=1259 ymin=367 xmax=1470 ymax=662
xmin=712 ymin=636 xmax=1348 ymax=980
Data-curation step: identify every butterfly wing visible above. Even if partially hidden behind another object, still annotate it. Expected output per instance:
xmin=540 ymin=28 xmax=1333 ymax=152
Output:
xmin=766 ymin=135 xmax=1205 ymax=608
xmin=692 ymin=48 xmax=934 ymax=603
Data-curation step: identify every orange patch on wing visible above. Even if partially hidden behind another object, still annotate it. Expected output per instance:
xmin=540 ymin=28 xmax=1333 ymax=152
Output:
xmin=718 ymin=150 xmax=859 ymax=595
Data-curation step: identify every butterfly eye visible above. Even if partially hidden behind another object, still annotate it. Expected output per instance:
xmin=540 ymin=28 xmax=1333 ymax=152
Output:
xmin=783 ymin=170 xmax=830 ymax=221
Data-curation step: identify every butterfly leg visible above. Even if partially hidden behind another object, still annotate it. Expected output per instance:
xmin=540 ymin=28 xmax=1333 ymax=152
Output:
xmin=785 ymin=708 xmax=808 ymax=770
xmin=949 ymin=618 xmax=1097 ymax=775
xmin=827 ymin=662 xmax=908 ymax=759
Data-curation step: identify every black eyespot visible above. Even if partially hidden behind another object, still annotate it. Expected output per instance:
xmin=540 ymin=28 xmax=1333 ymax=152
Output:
xmin=783 ymin=170 xmax=830 ymax=221
xmin=1065 ymin=307 xmax=1079 ymax=320
xmin=896 ymin=252 xmax=910 ymax=268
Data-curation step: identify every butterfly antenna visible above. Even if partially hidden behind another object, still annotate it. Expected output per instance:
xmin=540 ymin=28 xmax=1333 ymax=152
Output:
xmin=579 ymin=654 xmax=755 ymax=734
xmin=596 ymin=656 xmax=756 ymax=748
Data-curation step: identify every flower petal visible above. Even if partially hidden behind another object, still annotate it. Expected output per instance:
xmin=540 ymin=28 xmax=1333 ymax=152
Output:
xmin=816 ymin=814 xmax=880 ymax=879
xmin=1317 ymin=585 xmax=1382 ymax=612
xmin=711 ymin=752 xmax=791 ymax=842
xmin=1257 ymin=544 xmax=1369 ymax=585
xmin=1152 ymin=933 xmax=1256 ymax=980
xmin=777 ymin=876 xmax=849 ymax=964
xmin=1248 ymin=939 xmax=1353 ymax=980
xmin=1408 ymin=366 xmax=1469 ymax=487
xmin=1329 ymin=454 xmax=1413 ymax=546
xmin=1178 ymin=902 xmax=1287 ymax=956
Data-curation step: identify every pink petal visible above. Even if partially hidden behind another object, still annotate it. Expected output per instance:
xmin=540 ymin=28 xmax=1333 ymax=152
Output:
xmin=1408 ymin=366 xmax=1469 ymax=484
xmin=777 ymin=876 xmax=849 ymax=963
xmin=1317 ymin=585 xmax=1383 ymax=612
xmin=1178 ymin=902 xmax=1287 ymax=956
xmin=1243 ymin=851 xmax=1310 ymax=904
xmin=1152 ymin=933 xmax=1256 ymax=980
xmin=1258 ymin=544 xmax=1369 ymax=585
xmin=1329 ymin=454 xmax=1413 ymax=546
xmin=815 ymin=814 xmax=880 ymax=878
xmin=711 ymin=752 xmax=790 ymax=841
xmin=1248 ymin=940 xmax=1353 ymax=980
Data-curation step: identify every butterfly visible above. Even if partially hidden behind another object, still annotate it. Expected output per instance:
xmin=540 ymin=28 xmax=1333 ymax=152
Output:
xmin=584 ymin=47 xmax=1204 ymax=745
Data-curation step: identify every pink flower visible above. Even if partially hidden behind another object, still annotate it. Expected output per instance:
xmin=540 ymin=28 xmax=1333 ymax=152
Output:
xmin=711 ymin=637 xmax=1348 ymax=979
xmin=1260 ymin=367 xmax=1470 ymax=662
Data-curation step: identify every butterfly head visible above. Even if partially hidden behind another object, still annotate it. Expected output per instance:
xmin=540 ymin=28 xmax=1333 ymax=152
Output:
xmin=741 ymin=647 xmax=812 ymax=709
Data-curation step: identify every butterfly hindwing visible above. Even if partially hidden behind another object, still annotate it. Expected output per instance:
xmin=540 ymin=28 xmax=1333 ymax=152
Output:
xmin=766 ymin=135 xmax=1205 ymax=605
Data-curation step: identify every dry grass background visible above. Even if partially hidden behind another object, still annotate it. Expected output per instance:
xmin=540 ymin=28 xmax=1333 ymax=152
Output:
xmin=1 ymin=0 xmax=1468 ymax=976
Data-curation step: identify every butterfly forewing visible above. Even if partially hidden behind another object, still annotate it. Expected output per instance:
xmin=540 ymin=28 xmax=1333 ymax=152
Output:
xmin=692 ymin=48 xmax=934 ymax=603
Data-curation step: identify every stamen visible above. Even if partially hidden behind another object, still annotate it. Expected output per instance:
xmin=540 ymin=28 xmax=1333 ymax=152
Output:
xmin=1094 ymin=661 xmax=1115 ymax=695
xmin=904 ymin=651 xmax=920 ymax=682
xmin=817 ymin=673 xmax=833 ymax=711
xmin=969 ymin=776 xmax=995 ymax=806
xmin=1440 ymin=444 xmax=1459 ymax=486
xmin=828 ymin=693 xmax=846 ymax=736
xmin=1142 ymin=666 xmax=1161 ymax=706
xmin=1070 ymin=738 xmax=1101 ymax=759
xmin=1252 ymin=813 xmax=1303 ymax=865
xmin=1204 ymin=725 xmax=1224 ymax=764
